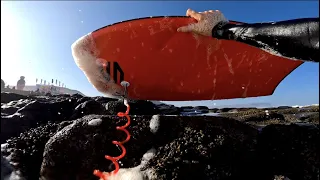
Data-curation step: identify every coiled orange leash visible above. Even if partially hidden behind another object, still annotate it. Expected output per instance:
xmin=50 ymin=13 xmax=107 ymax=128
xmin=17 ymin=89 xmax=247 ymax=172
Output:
xmin=93 ymin=81 xmax=131 ymax=180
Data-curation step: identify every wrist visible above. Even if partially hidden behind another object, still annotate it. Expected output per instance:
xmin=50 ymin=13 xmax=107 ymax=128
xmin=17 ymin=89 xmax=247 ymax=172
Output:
xmin=212 ymin=21 xmax=243 ymax=40
xmin=211 ymin=21 xmax=229 ymax=39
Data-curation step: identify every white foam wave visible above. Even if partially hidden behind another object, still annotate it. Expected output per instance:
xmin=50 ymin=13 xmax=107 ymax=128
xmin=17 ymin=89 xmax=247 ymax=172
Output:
xmin=291 ymin=104 xmax=319 ymax=108
xmin=71 ymin=33 xmax=123 ymax=98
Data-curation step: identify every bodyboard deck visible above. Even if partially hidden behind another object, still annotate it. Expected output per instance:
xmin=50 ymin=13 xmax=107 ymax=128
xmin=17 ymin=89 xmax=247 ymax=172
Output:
xmin=72 ymin=16 xmax=303 ymax=101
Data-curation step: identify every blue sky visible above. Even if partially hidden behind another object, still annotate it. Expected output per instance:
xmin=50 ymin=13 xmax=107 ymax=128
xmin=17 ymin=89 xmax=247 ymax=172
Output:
xmin=1 ymin=1 xmax=319 ymax=107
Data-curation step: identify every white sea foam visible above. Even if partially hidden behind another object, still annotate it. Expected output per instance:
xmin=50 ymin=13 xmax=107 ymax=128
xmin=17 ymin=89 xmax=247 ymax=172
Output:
xmin=71 ymin=33 xmax=123 ymax=98
xmin=107 ymin=148 xmax=157 ymax=180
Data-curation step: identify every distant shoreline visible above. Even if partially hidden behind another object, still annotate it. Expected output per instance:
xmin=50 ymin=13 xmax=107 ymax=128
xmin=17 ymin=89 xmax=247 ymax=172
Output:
xmin=1 ymin=85 xmax=86 ymax=97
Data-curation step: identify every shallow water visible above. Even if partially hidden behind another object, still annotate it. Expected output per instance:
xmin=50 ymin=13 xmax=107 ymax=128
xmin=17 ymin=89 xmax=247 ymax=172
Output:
xmin=180 ymin=110 xmax=220 ymax=116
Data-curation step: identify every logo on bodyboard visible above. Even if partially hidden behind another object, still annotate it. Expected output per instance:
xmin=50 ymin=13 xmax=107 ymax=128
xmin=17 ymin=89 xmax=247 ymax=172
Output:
xmin=105 ymin=62 xmax=124 ymax=84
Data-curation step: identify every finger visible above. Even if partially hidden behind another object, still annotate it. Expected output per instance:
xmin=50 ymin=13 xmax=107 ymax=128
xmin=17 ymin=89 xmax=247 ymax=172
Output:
xmin=186 ymin=8 xmax=202 ymax=21
xmin=177 ymin=23 xmax=198 ymax=33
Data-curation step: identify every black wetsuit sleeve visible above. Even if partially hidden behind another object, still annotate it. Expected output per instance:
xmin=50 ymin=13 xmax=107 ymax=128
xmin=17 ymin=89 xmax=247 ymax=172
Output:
xmin=212 ymin=18 xmax=319 ymax=62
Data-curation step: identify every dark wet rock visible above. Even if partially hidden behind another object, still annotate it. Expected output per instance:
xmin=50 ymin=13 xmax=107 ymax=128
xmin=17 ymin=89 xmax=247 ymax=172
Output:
xmin=237 ymin=107 xmax=257 ymax=111
xmin=221 ymin=109 xmax=285 ymax=123
xmin=75 ymin=96 xmax=92 ymax=105
xmin=147 ymin=116 xmax=260 ymax=180
xmin=1 ymin=113 xmax=33 ymax=144
xmin=227 ymin=109 xmax=239 ymax=113
xmin=1 ymin=93 xmax=319 ymax=180
xmin=5 ymin=99 xmax=35 ymax=111
xmin=1 ymin=95 xmax=77 ymax=143
xmin=180 ymin=106 xmax=193 ymax=110
xmin=5 ymin=113 xmax=317 ymax=180
xmin=157 ymin=104 xmax=180 ymax=115
xmin=1 ymin=155 xmax=14 ymax=179
xmin=209 ymin=108 xmax=219 ymax=113
xmin=37 ymin=115 xmax=259 ymax=180
xmin=1 ymin=92 xmax=30 ymax=103
xmin=70 ymin=100 xmax=108 ymax=119
xmin=106 ymin=99 xmax=159 ymax=115
xmin=194 ymin=106 xmax=209 ymax=110
xmin=297 ymin=112 xmax=319 ymax=124
xmin=244 ymin=112 xmax=285 ymax=123
xmin=39 ymin=115 xmax=154 ymax=180
xmin=299 ymin=105 xmax=319 ymax=112
xmin=295 ymin=112 xmax=318 ymax=120
xmin=179 ymin=107 xmax=194 ymax=113
xmin=257 ymin=124 xmax=319 ymax=180
xmin=277 ymin=106 xmax=292 ymax=109
xmin=50 ymin=94 xmax=71 ymax=98
xmin=194 ymin=106 xmax=209 ymax=113
xmin=1 ymin=122 xmax=65 ymax=180
xmin=1 ymin=79 xmax=5 ymax=90
xmin=217 ymin=108 xmax=235 ymax=113
xmin=1 ymin=104 xmax=20 ymax=115
xmin=220 ymin=106 xmax=320 ymax=126
xmin=0 ymin=93 xmax=159 ymax=144
xmin=71 ymin=93 xmax=84 ymax=99
xmin=15 ymin=98 xmax=78 ymax=123
xmin=94 ymin=96 xmax=116 ymax=104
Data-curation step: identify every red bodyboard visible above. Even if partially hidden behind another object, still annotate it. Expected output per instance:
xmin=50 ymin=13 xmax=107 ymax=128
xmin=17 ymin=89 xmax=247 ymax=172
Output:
xmin=90 ymin=16 xmax=302 ymax=101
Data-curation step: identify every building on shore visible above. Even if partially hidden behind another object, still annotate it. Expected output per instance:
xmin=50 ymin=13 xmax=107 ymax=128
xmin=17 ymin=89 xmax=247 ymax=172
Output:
xmin=2 ymin=84 xmax=85 ymax=96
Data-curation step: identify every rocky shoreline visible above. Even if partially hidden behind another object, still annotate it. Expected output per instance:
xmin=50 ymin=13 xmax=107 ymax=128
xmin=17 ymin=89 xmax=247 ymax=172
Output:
xmin=1 ymin=92 xmax=319 ymax=180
